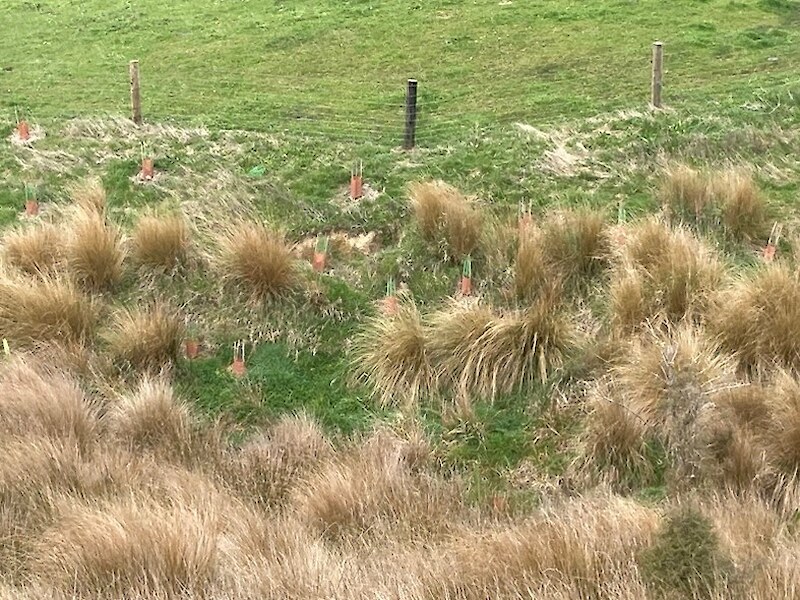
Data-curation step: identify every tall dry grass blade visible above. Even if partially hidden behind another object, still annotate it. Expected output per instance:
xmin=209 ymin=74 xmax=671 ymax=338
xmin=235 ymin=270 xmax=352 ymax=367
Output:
xmin=353 ymin=296 xmax=433 ymax=406
xmin=2 ymin=224 xmax=64 ymax=275
xmin=215 ymin=221 xmax=296 ymax=299
xmin=65 ymin=208 xmax=125 ymax=291
xmin=0 ymin=274 xmax=97 ymax=345
xmin=132 ymin=212 xmax=190 ymax=270
xmin=103 ymin=303 xmax=183 ymax=372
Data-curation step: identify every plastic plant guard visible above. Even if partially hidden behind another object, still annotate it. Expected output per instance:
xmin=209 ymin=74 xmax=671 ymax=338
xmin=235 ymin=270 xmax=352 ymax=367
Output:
xmin=312 ymin=236 xmax=329 ymax=273
xmin=229 ymin=341 xmax=246 ymax=378
xmin=460 ymin=255 xmax=473 ymax=296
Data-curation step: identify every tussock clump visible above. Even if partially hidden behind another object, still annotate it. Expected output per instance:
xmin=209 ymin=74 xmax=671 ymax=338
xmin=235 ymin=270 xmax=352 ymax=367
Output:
xmin=610 ymin=220 xmax=724 ymax=332
xmin=132 ymin=212 xmax=190 ymax=270
xmin=540 ymin=209 xmax=610 ymax=289
xmin=104 ymin=303 xmax=183 ymax=372
xmin=107 ymin=377 xmax=194 ymax=460
xmin=215 ymin=221 xmax=296 ymax=299
xmin=353 ymin=298 xmax=433 ymax=406
xmin=660 ymin=164 xmax=710 ymax=225
xmin=581 ymin=326 xmax=734 ymax=487
xmin=69 ymin=177 xmax=107 ymax=215
xmin=0 ymin=436 xmax=85 ymax=576
xmin=713 ymin=168 xmax=768 ymax=242
xmin=614 ymin=325 xmax=733 ymax=424
xmin=0 ymin=274 xmax=97 ymax=345
xmin=640 ymin=505 xmax=732 ymax=599
xmin=437 ymin=495 xmax=659 ymax=598
xmin=660 ymin=164 xmax=768 ymax=242
xmin=578 ymin=385 xmax=658 ymax=490
xmin=293 ymin=427 xmax=460 ymax=539
xmin=465 ymin=295 xmax=574 ymax=397
xmin=409 ymin=180 xmax=483 ymax=260
xmin=427 ymin=300 xmax=495 ymax=389
xmin=32 ymin=497 xmax=218 ymax=599
xmin=227 ymin=413 xmax=332 ymax=508
xmin=2 ymin=224 xmax=64 ymax=275
xmin=711 ymin=265 xmax=800 ymax=373
xmin=762 ymin=372 xmax=800 ymax=474
xmin=514 ymin=228 xmax=553 ymax=302
xmin=0 ymin=358 xmax=96 ymax=451
xmin=427 ymin=292 xmax=574 ymax=399
xmin=65 ymin=208 xmax=125 ymax=291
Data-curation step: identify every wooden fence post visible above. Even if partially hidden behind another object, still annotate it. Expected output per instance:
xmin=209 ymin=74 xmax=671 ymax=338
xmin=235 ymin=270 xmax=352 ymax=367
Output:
xmin=404 ymin=79 xmax=418 ymax=149
xmin=129 ymin=60 xmax=142 ymax=125
xmin=651 ymin=42 xmax=664 ymax=108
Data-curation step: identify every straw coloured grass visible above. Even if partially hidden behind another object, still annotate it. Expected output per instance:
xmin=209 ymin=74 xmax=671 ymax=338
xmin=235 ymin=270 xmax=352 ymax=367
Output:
xmin=68 ymin=177 xmax=107 ymax=215
xmin=0 ymin=274 xmax=98 ymax=345
xmin=610 ymin=220 xmax=724 ymax=332
xmin=65 ymin=208 xmax=125 ymax=292
xmin=103 ymin=303 xmax=184 ymax=373
xmin=132 ymin=213 xmax=190 ymax=270
xmin=711 ymin=265 xmax=800 ymax=374
xmin=353 ymin=297 xmax=433 ymax=406
xmin=409 ymin=180 xmax=483 ymax=261
xmin=660 ymin=165 xmax=768 ymax=242
xmin=214 ymin=221 xmax=296 ymax=299
xmin=2 ymin=224 xmax=64 ymax=276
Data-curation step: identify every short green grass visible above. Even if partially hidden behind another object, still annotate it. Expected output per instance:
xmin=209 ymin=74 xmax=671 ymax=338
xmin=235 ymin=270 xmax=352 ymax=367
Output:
xmin=1 ymin=0 xmax=800 ymax=505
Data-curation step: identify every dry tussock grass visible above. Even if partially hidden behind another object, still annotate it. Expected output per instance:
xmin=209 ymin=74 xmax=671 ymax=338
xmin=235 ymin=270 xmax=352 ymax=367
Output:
xmin=65 ymin=208 xmax=125 ymax=291
xmin=610 ymin=220 xmax=724 ymax=332
xmin=0 ymin=274 xmax=98 ymax=345
xmin=660 ymin=163 xmax=711 ymax=224
xmin=107 ymin=377 xmax=194 ymax=461
xmin=359 ymin=291 xmax=575 ymax=404
xmin=222 ymin=413 xmax=332 ymax=508
xmin=0 ymin=358 xmax=97 ymax=451
xmin=660 ymin=164 xmax=768 ymax=241
xmin=711 ymin=264 xmax=800 ymax=374
xmin=579 ymin=325 xmax=736 ymax=488
xmin=409 ymin=180 xmax=483 ymax=260
xmin=103 ymin=303 xmax=183 ymax=373
xmin=132 ymin=212 xmax=190 ymax=270
xmin=445 ymin=294 xmax=574 ymax=398
xmin=713 ymin=168 xmax=768 ymax=241
xmin=2 ymin=224 xmax=64 ymax=275
xmin=541 ymin=208 xmax=610 ymax=288
xmin=514 ymin=228 xmax=553 ymax=302
xmin=32 ymin=496 xmax=218 ymax=599
xmin=293 ymin=427 xmax=461 ymax=540
xmin=69 ymin=177 xmax=107 ymax=215
xmin=353 ymin=297 xmax=433 ymax=406
xmin=215 ymin=221 xmax=296 ymax=299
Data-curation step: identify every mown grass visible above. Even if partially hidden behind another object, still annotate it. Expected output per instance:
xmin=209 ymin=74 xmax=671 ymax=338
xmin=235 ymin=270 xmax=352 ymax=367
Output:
xmin=1 ymin=0 xmax=798 ymax=137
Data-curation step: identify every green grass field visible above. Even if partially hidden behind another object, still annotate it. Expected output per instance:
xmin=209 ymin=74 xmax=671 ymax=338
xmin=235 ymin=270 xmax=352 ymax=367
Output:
xmin=1 ymin=4 xmax=800 ymax=594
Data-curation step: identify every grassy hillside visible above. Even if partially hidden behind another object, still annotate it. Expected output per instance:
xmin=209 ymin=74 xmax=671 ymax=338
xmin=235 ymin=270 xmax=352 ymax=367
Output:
xmin=1 ymin=0 xmax=800 ymax=598
xmin=1 ymin=0 xmax=798 ymax=135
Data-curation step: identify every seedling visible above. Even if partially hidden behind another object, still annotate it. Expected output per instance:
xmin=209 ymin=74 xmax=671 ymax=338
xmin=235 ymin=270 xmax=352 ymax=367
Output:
xmin=140 ymin=142 xmax=154 ymax=180
xmin=312 ymin=235 xmax=329 ymax=273
xmin=763 ymin=222 xmax=782 ymax=263
xmin=350 ymin=160 xmax=363 ymax=200
xmin=383 ymin=277 xmax=398 ymax=315
xmin=23 ymin=183 xmax=38 ymax=217
xmin=2 ymin=339 xmax=9 ymax=356
xmin=460 ymin=255 xmax=473 ymax=296
xmin=229 ymin=340 xmax=246 ymax=378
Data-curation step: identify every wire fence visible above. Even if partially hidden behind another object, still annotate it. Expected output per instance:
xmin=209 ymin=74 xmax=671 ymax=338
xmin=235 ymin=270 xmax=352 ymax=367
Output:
xmin=10 ymin=41 xmax=800 ymax=148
